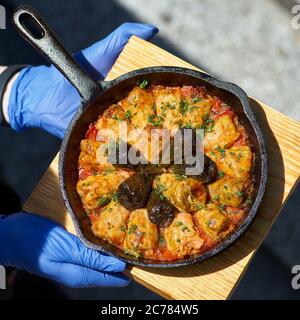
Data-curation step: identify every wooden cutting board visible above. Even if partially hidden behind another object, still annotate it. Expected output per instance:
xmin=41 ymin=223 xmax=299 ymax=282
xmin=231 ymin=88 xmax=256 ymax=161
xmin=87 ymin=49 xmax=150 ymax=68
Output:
xmin=24 ymin=36 xmax=300 ymax=300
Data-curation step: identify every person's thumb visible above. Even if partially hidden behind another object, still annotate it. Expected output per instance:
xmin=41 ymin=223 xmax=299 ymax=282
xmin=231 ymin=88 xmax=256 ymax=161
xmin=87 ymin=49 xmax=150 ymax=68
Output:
xmin=76 ymin=22 xmax=158 ymax=80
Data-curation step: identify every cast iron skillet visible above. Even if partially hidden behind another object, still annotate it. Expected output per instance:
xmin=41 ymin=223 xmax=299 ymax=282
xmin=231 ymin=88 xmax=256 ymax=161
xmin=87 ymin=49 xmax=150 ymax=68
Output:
xmin=13 ymin=6 xmax=268 ymax=268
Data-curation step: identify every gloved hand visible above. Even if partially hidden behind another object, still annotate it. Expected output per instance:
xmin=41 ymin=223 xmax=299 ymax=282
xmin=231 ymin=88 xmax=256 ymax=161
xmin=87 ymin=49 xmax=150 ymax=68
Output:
xmin=0 ymin=212 xmax=129 ymax=288
xmin=8 ymin=23 xmax=158 ymax=138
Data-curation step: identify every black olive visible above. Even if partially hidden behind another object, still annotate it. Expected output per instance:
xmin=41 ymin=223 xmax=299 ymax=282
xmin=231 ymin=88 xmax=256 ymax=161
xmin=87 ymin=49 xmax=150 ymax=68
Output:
xmin=147 ymin=191 xmax=175 ymax=228
xmin=171 ymin=154 xmax=217 ymax=184
xmin=117 ymin=173 xmax=153 ymax=210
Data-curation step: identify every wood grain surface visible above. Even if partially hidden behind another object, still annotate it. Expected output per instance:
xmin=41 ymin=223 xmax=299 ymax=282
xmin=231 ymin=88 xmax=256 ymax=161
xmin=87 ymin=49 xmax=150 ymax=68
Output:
xmin=24 ymin=36 xmax=300 ymax=300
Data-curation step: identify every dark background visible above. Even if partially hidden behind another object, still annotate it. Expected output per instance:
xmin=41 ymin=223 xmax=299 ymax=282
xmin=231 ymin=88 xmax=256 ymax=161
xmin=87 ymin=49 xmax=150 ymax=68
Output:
xmin=0 ymin=0 xmax=300 ymax=299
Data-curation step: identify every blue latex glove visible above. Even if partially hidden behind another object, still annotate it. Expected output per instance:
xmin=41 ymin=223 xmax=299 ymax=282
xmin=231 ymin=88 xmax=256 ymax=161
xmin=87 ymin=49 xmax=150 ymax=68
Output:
xmin=0 ymin=213 xmax=129 ymax=288
xmin=8 ymin=23 xmax=158 ymax=138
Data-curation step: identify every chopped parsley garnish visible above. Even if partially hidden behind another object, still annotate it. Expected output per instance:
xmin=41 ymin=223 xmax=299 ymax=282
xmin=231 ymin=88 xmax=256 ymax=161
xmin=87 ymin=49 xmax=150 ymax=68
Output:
xmin=111 ymin=114 xmax=120 ymax=121
xmin=218 ymin=171 xmax=225 ymax=178
xmin=158 ymin=193 xmax=165 ymax=200
xmin=120 ymin=225 xmax=126 ymax=232
xmin=217 ymin=146 xmax=226 ymax=158
xmin=111 ymin=192 xmax=119 ymax=202
xmin=154 ymin=184 xmax=166 ymax=193
xmin=83 ymin=182 xmax=90 ymax=187
xmin=181 ymin=121 xmax=193 ymax=129
xmin=175 ymin=221 xmax=184 ymax=227
xmin=154 ymin=184 xmax=166 ymax=200
xmin=148 ymin=114 xmax=164 ymax=127
xmin=181 ymin=225 xmax=189 ymax=232
xmin=236 ymin=153 xmax=243 ymax=160
xmin=245 ymin=197 xmax=252 ymax=205
xmin=192 ymin=97 xmax=201 ymax=103
xmin=190 ymin=105 xmax=199 ymax=111
xmin=236 ymin=191 xmax=244 ymax=198
xmin=219 ymin=204 xmax=226 ymax=211
xmin=138 ymin=79 xmax=149 ymax=88
xmin=201 ymin=117 xmax=215 ymax=133
xmin=97 ymin=196 xmax=111 ymax=206
xmin=128 ymin=225 xmax=138 ymax=234
xmin=179 ymin=100 xmax=190 ymax=115
xmin=160 ymin=105 xmax=167 ymax=117
xmin=125 ymin=110 xmax=132 ymax=120
xmin=166 ymin=102 xmax=176 ymax=109
xmin=208 ymin=219 xmax=216 ymax=228
xmin=213 ymin=195 xmax=220 ymax=201
xmin=175 ymin=174 xmax=187 ymax=181
xmin=195 ymin=203 xmax=204 ymax=210
xmin=159 ymin=235 xmax=166 ymax=245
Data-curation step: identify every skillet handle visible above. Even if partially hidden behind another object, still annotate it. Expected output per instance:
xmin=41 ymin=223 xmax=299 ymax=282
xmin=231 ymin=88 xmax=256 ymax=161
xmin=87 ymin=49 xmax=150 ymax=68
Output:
xmin=13 ymin=5 xmax=102 ymax=102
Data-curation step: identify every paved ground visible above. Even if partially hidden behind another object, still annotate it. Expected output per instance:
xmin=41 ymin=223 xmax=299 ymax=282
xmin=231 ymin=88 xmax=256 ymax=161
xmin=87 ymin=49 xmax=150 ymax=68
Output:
xmin=1 ymin=0 xmax=300 ymax=299
xmin=119 ymin=0 xmax=300 ymax=120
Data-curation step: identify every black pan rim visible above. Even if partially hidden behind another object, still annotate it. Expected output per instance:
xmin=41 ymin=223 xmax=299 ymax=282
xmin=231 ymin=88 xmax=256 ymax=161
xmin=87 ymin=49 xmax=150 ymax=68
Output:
xmin=59 ymin=66 xmax=268 ymax=268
